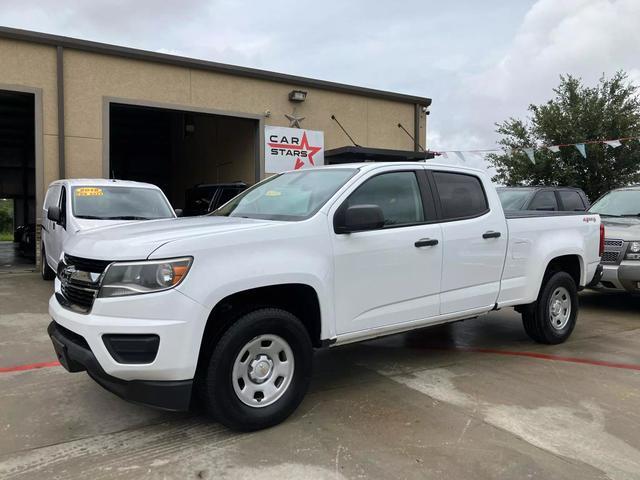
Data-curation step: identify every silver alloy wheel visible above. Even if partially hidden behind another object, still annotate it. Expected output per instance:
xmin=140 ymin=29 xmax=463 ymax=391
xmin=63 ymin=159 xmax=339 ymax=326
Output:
xmin=548 ymin=286 xmax=571 ymax=330
xmin=232 ymin=334 xmax=294 ymax=408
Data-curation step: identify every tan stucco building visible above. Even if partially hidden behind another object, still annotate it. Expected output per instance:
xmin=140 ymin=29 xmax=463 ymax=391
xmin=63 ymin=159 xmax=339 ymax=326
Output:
xmin=0 ymin=26 xmax=431 ymax=266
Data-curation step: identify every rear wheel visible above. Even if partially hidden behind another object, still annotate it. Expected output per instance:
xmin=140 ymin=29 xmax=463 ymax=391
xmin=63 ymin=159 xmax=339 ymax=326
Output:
xmin=522 ymin=271 xmax=578 ymax=344
xmin=200 ymin=308 xmax=313 ymax=431
xmin=41 ymin=245 xmax=55 ymax=281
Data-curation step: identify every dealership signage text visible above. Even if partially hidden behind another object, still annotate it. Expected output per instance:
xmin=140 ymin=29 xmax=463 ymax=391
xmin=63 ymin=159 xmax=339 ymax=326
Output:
xmin=265 ymin=126 xmax=324 ymax=173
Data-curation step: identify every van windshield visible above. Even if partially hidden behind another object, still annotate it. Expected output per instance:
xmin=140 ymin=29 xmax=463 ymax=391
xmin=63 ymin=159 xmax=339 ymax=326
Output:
xmin=213 ymin=169 xmax=357 ymax=221
xmin=71 ymin=186 xmax=175 ymax=220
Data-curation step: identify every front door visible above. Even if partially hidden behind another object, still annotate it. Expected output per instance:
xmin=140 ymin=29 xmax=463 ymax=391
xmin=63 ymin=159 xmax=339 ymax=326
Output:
xmin=48 ymin=186 xmax=70 ymax=268
xmin=331 ymin=168 xmax=443 ymax=335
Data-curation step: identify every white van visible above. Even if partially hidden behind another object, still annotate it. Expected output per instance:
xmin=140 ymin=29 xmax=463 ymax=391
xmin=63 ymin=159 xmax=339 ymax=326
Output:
xmin=41 ymin=179 xmax=176 ymax=280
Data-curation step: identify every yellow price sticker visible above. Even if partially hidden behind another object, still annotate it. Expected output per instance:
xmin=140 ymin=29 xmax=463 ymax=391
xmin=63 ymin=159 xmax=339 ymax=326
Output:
xmin=265 ymin=190 xmax=282 ymax=197
xmin=75 ymin=187 xmax=104 ymax=197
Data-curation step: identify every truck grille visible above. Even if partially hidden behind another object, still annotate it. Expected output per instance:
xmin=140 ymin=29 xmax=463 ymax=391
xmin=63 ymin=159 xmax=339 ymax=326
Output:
xmin=64 ymin=254 xmax=111 ymax=274
xmin=59 ymin=255 xmax=112 ymax=312
xmin=602 ymin=238 xmax=624 ymax=265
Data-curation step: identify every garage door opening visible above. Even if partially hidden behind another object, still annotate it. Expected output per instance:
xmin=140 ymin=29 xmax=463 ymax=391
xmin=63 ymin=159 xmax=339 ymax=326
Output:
xmin=109 ymin=103 xmax=258 ymax=209
xmin=0 ymin=90 xmax=35 ymax=270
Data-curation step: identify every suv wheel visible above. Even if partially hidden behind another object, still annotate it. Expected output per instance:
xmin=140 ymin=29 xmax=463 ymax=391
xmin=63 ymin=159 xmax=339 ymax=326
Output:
xmin=41 ymin=245 xmax=56 ymax=281
xmin=200 ymin=308 xmax=313 ymax=431
xmin=522 ymin=271 xmax=578 ymax=344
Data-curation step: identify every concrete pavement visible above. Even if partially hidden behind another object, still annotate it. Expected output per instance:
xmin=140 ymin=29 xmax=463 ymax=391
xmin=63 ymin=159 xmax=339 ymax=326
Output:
xmin=1 ymin=271 xmax=639 ymax=479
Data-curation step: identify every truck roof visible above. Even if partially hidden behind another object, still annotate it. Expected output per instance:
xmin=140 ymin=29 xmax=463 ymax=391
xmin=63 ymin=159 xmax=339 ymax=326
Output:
xmin=48 ymin=178 xmax=163 ymax=189
xmin=295 ymin=162 xmax=487 ymax=175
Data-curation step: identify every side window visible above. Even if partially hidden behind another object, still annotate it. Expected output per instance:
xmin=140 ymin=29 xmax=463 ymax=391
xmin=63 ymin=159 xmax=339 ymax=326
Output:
xmin=217 ymin=188 xmax=241 ymax=208
xmin=559 ymin=191 xmax=585 ymax=211
xmin=529 ymin=191 xmax=558 ymax=211
xmin=345 ymin=171 xmax=425 ymax=227
xmin=433 ymin=172 xmax=488 ymax=220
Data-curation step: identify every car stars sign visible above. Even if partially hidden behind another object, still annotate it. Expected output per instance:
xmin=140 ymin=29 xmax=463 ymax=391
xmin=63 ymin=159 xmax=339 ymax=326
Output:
xmin=265 ymin=126 xmax=324 ymax=173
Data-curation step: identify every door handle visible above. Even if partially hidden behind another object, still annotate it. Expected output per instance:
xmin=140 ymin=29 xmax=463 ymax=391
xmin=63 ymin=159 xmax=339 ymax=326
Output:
xmin=415 ymin=238 xmax=439 ymax=248
xmin=482 ymin=231 xmax=501 ymax=239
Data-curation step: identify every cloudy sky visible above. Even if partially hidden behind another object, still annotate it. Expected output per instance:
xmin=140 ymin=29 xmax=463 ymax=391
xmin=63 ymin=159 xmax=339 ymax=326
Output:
xmin=3 ymin=0 xmax=639 ymax=170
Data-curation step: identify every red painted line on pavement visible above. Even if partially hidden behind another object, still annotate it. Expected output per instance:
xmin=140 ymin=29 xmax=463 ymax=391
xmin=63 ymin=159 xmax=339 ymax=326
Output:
xmin=442 ymin=346 xmax=640 ymax=371
xmin=0 ymin=360 xmax=60 ymax=373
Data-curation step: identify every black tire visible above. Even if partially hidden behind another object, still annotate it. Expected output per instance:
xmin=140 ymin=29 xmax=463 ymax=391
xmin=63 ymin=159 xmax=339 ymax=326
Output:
xmin=522 ymin=271 xmax=578 ymax=344
xmin=41 ymin=245 xmax=56 ymax=280
xmin=200 ymin=308 xmax=313 ymax=431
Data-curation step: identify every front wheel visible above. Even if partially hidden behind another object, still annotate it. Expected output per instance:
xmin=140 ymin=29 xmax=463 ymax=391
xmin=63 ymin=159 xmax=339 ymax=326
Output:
xmin=41 ymin=245 xmax=56 ymax=281
xmin=200 ymin=308 xmax=313 ymax=431
xmin=522 ymin=271 xmax=578 ymax=344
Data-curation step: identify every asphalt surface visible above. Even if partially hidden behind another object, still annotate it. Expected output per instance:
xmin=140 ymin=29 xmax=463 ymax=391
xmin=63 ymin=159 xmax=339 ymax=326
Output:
xmin=1 ymin=271 xmax=639 ymax=479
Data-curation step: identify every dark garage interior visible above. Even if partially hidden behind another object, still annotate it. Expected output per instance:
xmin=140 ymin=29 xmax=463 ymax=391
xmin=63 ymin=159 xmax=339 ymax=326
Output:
xmin=0 ymin=90 xmax=35 ymax=270
xmin=109 ymin=103 xmax=258 ymax=209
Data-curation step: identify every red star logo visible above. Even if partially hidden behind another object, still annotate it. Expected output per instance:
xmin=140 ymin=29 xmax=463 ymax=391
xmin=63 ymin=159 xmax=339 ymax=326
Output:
xmin=268 ymin=131 xmax=322 ymax=170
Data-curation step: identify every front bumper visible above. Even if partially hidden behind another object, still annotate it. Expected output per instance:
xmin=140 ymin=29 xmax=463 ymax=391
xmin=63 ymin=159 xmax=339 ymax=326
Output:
xmin=593 ymin=262 xmax=640 ymax=293
xmin=48 ymin=321 xmax=192 ymax=411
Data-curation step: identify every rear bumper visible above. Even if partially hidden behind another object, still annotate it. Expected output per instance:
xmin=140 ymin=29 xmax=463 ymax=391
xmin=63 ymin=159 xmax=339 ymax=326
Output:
xmin=48 ymin=321 xmax=192 ymax=411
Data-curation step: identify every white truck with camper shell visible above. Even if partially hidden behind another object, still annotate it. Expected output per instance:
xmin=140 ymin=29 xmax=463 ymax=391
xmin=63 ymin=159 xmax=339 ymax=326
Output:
xmin=47 ymin=163 xmax=603 ymax=431
xmin=41 ymin=179 xmax=177 ymax=280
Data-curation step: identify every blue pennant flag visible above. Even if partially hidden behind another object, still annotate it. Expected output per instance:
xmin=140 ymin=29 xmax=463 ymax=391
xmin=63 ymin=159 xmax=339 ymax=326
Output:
xmin=575 ymin=143 xmax=587 ymax=158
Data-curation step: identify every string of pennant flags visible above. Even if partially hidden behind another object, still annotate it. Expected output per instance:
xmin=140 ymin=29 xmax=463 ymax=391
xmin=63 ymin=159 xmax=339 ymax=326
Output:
xmin=429 ymin=135 xmax=640 ymax=164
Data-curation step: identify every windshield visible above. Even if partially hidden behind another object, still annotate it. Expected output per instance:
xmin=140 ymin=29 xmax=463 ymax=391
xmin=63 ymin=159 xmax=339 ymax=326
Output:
xmin=213 ymin=169 xmax=357 ymax=221
xmin=72 ymin=186 xmax=174 ymax=220
xmin=497 ymin=189 xmax=532 ymax=210
xmin=589 ymin=190 xmax=640 ymax=217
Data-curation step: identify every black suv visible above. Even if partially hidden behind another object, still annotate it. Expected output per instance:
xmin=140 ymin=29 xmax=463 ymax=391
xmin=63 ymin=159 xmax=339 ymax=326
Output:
xmin=183 ymin=182 xmax=249 ymax=217
xmin=497 ymin=187 xmax=590 ymax=212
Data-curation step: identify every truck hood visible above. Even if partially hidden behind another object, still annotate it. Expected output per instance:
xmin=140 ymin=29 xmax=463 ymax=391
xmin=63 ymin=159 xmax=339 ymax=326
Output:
xmin=601 ymin=216 xmax=640 ymax=241
xmin=73 ymin=218 xmax=138 ymax=232
xmin=64 ymin=216 xmax=275 ymax=261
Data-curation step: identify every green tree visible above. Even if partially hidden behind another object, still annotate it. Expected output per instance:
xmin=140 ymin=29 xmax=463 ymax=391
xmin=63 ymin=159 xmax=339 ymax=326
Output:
xmin=488 ymin=72 xmax=640 ymax=200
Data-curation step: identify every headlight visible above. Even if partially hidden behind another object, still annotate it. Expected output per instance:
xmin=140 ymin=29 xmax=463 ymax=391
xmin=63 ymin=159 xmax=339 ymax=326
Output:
xmin=625 ymin=241 xmax=640 ymax=261
xmin=98 ymin=257 xmax=192 ymax=298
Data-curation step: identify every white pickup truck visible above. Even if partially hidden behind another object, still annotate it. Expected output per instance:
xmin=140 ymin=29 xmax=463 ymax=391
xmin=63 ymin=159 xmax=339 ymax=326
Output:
xmin=47 ymin=163 xmax=603 ymax=431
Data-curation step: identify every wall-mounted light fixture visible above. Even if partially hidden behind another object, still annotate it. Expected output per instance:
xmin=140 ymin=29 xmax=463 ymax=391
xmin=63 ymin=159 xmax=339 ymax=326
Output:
xmin=288 ymin=90 xmax=307 ymax=102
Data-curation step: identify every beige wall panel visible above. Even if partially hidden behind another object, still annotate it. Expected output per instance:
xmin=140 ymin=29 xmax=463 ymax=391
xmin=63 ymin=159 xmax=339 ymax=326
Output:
xmin=190 ymin=70 xmax=376 ymax=150
xmin=65 ymin=137 xmax=102 ymax=178
xmin=64 ymin=50 xmax=191 ymax=139
xmin=43 ymin=134 xmax=59 ymax=186
xmin=0 ymin=39 xmax=57 ymax=136
xmin=366 ymin=98 xmax=415 ymax=150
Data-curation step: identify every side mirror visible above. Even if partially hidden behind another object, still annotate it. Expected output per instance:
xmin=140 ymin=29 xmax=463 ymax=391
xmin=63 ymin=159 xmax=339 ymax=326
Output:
xmin=336 ymin=204 xmax=385 ymax=233
xmin=174 ymin=208 xmax=183 ymax=217
xmin=47 ymin=206 xmax=62 ymax=224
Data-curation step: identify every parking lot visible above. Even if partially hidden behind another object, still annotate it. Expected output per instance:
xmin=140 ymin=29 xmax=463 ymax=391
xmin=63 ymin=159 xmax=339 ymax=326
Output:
xmin=0 ymin=271 xmax=639 ymax=479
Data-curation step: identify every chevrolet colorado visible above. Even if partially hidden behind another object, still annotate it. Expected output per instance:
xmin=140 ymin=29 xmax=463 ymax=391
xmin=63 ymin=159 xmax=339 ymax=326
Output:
xmin=47 ymin=163 xmax=603 ymax=431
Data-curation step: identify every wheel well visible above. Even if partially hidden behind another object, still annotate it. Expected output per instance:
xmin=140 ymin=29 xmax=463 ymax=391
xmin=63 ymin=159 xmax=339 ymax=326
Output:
xmin=196 ymin=284 xmax=322 ymax=375
xmin=544 ymin=255 xmax=581 ymax=286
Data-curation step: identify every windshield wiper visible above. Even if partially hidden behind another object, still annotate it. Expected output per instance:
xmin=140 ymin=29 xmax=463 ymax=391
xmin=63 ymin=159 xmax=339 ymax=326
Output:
xmin=621 ymin=213 xmax=640 ymax=217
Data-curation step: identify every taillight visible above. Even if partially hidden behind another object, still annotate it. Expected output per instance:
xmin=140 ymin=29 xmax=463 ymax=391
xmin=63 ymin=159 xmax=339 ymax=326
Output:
xmin=599 ymin=222 xmax=605 ymax=257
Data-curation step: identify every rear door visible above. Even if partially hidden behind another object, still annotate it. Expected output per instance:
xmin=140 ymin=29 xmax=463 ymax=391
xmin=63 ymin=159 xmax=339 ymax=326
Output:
xmin=429 ymin=170 xmax=508 ymax=315
xmin=331 ymin=167 xmax=443 ymax=335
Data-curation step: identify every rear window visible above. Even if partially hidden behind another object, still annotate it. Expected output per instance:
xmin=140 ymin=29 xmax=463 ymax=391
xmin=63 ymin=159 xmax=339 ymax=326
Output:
xmin=433 ymin=172 xmax=489 ymax=220
xmin=559 ymin=191 xmax=586 ymax=211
